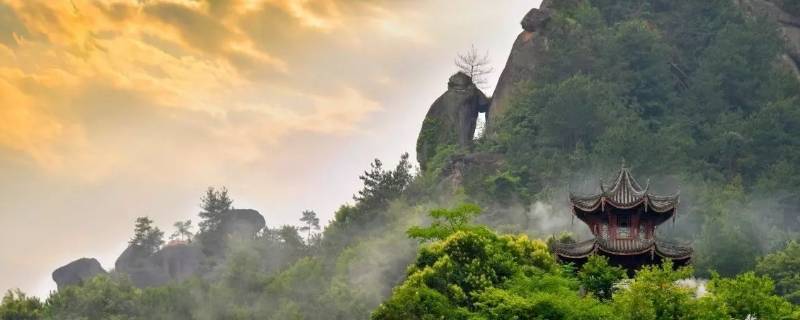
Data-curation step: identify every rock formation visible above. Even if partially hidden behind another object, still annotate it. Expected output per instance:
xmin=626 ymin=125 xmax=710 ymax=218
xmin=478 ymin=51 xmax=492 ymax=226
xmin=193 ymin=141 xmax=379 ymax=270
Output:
xmin=52 ymin=258 xmax=106 ymax=290
xmin=219 ymin=209 xmax=266 ymax=240
xmin=738 ymin=0 xmax=800 ymax=76
xmin=416 ymin=72 xmax=490 ymax=171
xmin=485 ymin=6 xmax=553 ymax=133
xmin=114 ymin=245 xmax=172 ymax=287
xmin=114 ymin=242 xmax=204 ymax=288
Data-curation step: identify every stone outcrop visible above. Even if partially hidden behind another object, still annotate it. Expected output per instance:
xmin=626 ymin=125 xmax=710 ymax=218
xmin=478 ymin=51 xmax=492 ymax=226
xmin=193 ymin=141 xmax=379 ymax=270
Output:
xmin=219 ymin=209 xmax=266 ymax=240
xmin=114 ymin=246 xmax=171 ymax=287
xmin=114 ymin=242 xmax=204 ymax=288
xmin=737 ymin=0 xmax=800 ymax=76
xmin=416 ymin=72 xmax=490 ymax=171
xmin=485 ymin=6 xmax=553 ymax=133
xmin=52 ymin=258 xmax=106 ymax=290
xmin=152 ymin=243 xmax=203 ymax=282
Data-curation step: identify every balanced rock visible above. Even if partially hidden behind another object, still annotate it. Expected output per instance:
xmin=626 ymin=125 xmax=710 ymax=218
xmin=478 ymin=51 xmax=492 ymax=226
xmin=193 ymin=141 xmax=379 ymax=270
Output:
xmin=416 ymin=72 xmax=490 ymax=171
xmin=52 ymin=258 xmax=106 ymax=290
xmin=219 ymin=209 xmax=266 ymax=239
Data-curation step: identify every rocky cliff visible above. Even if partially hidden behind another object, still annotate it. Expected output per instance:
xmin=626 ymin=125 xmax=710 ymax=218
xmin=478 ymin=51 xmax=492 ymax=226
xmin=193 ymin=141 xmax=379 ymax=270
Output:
xmin=484 ymin=6 xmax=553 ymax=133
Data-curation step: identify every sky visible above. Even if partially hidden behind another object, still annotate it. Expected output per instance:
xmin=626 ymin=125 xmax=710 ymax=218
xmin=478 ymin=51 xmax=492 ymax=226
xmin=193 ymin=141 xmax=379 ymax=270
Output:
xmin=0 ymin=0 xmax=541 ymax=296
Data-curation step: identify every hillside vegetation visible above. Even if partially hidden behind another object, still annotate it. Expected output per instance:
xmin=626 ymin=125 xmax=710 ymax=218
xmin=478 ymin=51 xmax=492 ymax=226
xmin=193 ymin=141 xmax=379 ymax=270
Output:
xmin=3 ymin=0 xmax=800 ymax=319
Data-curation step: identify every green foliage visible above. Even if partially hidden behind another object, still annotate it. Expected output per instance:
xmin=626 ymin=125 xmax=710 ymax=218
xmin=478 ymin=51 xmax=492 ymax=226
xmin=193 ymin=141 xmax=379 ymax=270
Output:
xmin=406 ymin=203 xmax=483 ymax=241
xmin=756 ymin=240 xmax=800 ymax=304
xmin=612 ymin=261 xmax=696 ymax=320
xmin=353 ymin=153 xmax=414 ymax=214
xmin=0 ymin=289 xmax=43 ymax=320
xmin=374 ymin=227 xmax=586 ymax=319
xmin=129 ymin=216 xmax=164 ymax=256
xmin=46 ymin=275 xmax=141 ymax=319
xmin=693 ymin=179 xmax=770 ymax=277
xmin=198 ymin=186 xmax=233 ymax=233
xmin=578 ymin=255 xmax=627 ymax=300
xmin=170 ymin=220 xmax=193 ymax=242
xmin=299 ymin=210 xmax=320 ymax=241
xmin=707 ymin=272 xmax=797 ymax=319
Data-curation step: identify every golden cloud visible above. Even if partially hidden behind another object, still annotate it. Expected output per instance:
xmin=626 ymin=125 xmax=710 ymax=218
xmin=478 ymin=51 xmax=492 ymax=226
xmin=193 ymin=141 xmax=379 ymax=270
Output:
xmin=0 ymin=0 xmax=411 ymax=178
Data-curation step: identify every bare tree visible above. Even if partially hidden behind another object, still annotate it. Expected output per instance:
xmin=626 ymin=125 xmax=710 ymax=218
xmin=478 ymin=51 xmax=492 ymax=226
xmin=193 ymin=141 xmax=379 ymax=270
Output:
xmin=454 ymin=45 xmax=493 ymax=90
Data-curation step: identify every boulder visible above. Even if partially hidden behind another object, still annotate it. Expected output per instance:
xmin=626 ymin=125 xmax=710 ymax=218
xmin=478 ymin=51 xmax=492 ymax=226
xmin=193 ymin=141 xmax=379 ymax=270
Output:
xmin=416 ymin=72 xmax=490 ymax=171
xmin=219 ymin=209 xmax=266 ymax=240
xmin=52 ymin=258 xmax=106 ymax=290
xmin=114 ymin=242 xmax=204 ymax=288
xmin=114 ymin=245 xmax=171 ymax=288
xmin=485 ymin=6 xmax=552 ymax=133
xmin=521 ymin=7 xmax=552 ymax=32
xmin=151 ymin=243 xmax=203 ymax=281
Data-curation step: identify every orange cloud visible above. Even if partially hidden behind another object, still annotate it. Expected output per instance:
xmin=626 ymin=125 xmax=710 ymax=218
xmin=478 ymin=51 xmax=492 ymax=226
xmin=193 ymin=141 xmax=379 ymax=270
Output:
xmin=0 ymin=0 xmax=399 ymax=179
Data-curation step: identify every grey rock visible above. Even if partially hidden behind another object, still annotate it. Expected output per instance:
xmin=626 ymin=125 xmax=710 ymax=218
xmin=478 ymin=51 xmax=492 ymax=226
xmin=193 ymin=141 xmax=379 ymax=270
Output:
xmin=521 ymin=8 xmax=552 ymax=32
xmin=114 ymin=245 xmax=171 ymax=288
xmin=114 ymin=242 xmax=204 ymax=288
xmin=219 ymin=209 xmax=266 ymax=240
xmin=486 ymin=9 xmax=550 ymax=133
xmin=151 ymin=243 xmax=203 ymax=281
xmin=416 ymin=72 xmax=490 ymax=171
xmin=52 ymin=258 xmax=106 ymax=290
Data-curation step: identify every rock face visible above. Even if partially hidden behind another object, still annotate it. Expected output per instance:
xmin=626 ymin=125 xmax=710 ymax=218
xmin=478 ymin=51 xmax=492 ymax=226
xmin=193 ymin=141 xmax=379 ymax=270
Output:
xmin=114 ymin=243 xmax=204 ymax=288
xmin=219 ymin=209 xmax=266 ymax=239
xmin=52 ymin=258 xmax=106 ymax=290
xmin=152 ymin=243 xmax=203 ymax=282
xmin=416 ymin=72 xmax=490 ymax=171
xmin=115 ymin=246 xmax=171 ymax=288
xmin=738 ymin=0 xmax=800 ymax=76
xmin=485 ymin=6 xmax=553 ymax=133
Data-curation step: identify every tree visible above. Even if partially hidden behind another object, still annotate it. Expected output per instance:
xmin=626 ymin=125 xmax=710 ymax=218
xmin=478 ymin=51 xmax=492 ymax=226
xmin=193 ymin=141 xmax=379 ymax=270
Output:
xmin=755 ymin=240 xmax=800 ymax=304
xmin=0 ymin=289 xmax=43 ymax=320
xmin=129 ymin=216 xmax=164 ymax=255
xmin=406 ymin=203 xmax=484 ymax=241
xmin=198 ymin=186 xmax=233 ymax=233
xmin=277 ymin=225 xmax=305 ymax=249
xmin=298 ymin=210 xmax=320 ymax=242
xmin=578 ymin=255 xmax=627 ymax=300
xmin=454 ymin=45 xmax=493 ymax=89
xmin=170 ymin=220 xmax=193 ymax=242
xmin=707 ymin=272 xmax=796 ymax=319
xmin=612 ymin=261 xmax=696 ymax=320
xmin=353 ymin=153 xmax=414 ymax=213
xmin=46 ymin=275 xmax=141 ymax=319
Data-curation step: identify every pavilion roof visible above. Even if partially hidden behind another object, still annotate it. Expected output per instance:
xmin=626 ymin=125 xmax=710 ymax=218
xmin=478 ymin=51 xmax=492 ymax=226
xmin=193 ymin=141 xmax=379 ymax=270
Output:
xmin=552 ymin=238 xmax=692 ymax=261
xmin=570 ymin=167 xmax=679 ymax=213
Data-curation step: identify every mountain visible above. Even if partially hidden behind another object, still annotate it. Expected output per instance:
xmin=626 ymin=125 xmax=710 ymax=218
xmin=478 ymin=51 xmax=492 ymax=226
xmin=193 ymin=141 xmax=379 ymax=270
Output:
xmin=4 ymin=1 xmax=800 ymax=319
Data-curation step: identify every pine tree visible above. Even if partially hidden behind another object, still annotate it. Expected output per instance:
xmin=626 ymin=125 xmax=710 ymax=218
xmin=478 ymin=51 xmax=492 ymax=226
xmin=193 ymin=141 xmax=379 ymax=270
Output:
xmin=298 ymin=210 xmax=320 ymax=242
xmin=129 ymin=216 xmax=164 ymax=255
xmin=198 ymin=187 xmax=233 ymax=233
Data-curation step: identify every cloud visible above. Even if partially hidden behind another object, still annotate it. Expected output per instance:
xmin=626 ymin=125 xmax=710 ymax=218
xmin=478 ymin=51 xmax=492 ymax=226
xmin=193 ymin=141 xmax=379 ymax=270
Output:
xmin=0 ymin=0 xmax=392 ymax=177
xmin=0 ymin=0 xmax=541 ymax=296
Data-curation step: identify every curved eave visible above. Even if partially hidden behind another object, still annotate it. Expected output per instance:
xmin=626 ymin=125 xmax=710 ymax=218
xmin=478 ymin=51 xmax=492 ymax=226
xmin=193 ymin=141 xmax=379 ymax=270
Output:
xmin=570 ymin=194 xmax=679 ymax=214
xmin=553 ymin=239 xmax=692 ymax=261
